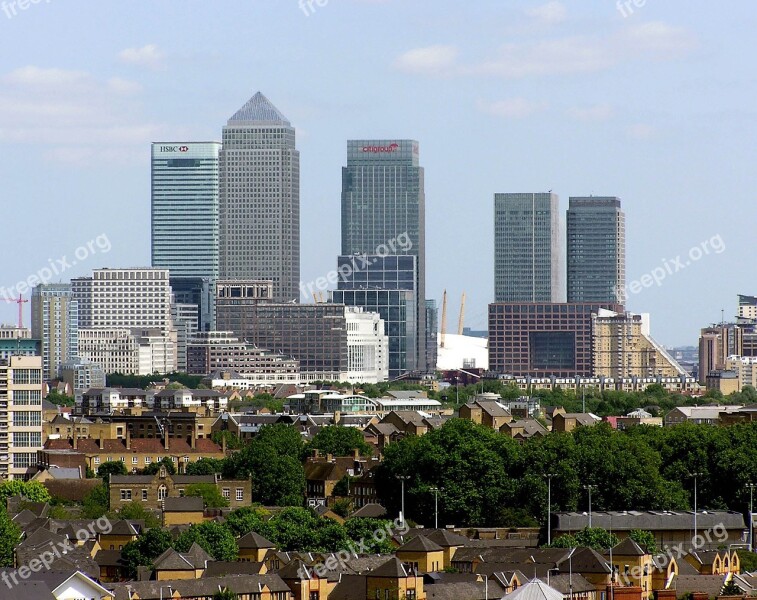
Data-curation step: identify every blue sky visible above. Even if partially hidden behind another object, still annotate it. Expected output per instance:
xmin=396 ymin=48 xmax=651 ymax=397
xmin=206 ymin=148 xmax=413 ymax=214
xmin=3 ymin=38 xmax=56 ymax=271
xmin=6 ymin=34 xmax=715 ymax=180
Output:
xmin=0 ymin=0 xmax=754 ymax=347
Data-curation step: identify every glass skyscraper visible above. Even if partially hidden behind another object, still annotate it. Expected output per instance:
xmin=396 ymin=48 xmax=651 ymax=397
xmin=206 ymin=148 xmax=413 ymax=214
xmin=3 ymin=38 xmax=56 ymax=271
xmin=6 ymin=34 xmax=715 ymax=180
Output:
xmin=494 ymin=192 xmax=564 ymax=302
xmin=336 ymin=140 xmax=427 ymax=376
xmin=151 ymin=142 xmax=221 ymax=331
xmin=219 ymin=92 xmax=300 ymax=303
xmin=566 ymin=196 xmax=625 ymax=304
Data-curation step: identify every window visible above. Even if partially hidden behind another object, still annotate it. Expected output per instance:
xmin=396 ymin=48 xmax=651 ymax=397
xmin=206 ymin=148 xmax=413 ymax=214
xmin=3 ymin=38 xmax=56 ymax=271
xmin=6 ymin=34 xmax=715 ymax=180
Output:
xmin=132 ymin=456 xmax=138 ymax=464
xmin=144 ymin=457 xmax=152 ymax=464
xmin=12 ymin=453 xmax=35 ymax=468
xmin=12 ymin=432 xmax=41 ymax=447
xmin=406 ymin=591 xmax=416 ymax=600
xmin=236 ymin=488 xmax=244 ymax=501
xmin=12 ymin=412 xmax=41 ymax=427
xmin=158 ymin=485 xmax=167 ymax=501
xmin=94 ymin=457 xmax=100 ymax=465
xmin=178 ymin=489 xmax=185 ymax=497
xmin=142 ymin=489 xmax=147 ymax=501
xmin=222 ymin=488 xmax=230 ymax=499
xmin=120 ymin=489 xmax=132 ymax=501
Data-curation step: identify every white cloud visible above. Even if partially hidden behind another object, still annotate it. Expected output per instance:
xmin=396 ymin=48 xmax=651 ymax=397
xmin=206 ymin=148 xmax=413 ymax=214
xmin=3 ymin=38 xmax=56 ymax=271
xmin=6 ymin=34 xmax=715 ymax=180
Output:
xmin=526 ymin=1 xmax=567 ymax=25
xmin=118 ymin=44 xmax=165 ymax=70
xmin=627 ymin=123 xmax=656 ymax=139
xmin=0 ymin=65 xmax=164 ymax=166
xmin=477 ymin=98 xmax=548 ymax=119
xmin=396 ymin=21 xmax=696 ymax=79
xmin=394 ymin=45 xmax=459 ymax=75
xmin=568 ymin=104 xmax=614 ymax=122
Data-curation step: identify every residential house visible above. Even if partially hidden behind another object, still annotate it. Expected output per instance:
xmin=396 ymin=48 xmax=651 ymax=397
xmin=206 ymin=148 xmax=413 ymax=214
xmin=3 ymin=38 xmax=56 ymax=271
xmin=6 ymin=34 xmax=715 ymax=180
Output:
xmin=107 ymin=575 xmax=293 ymax=600
xmin=366 ymin=557 xmax=426 ymax=600
xmin=152 ymin=544 xmax=212 ymax=580
xmin=238 ymin=531 xmax=277 ymax=562
xmin=500 ymin=418 xmax=549 ymax=441
xmin=459 ymin=399 xmax=513 ymax=430
xmin=396 ymin=536 xmax=445 ymax=573
xmin=552 ymin=413 xmax=600 ymax=433
xmin=163 ymin=496 xmax=205 ymax=526
xmin=606 ymin=538 xmax=654 ymax=593
xmin=109 ymin=469 xmax=251 ymax=510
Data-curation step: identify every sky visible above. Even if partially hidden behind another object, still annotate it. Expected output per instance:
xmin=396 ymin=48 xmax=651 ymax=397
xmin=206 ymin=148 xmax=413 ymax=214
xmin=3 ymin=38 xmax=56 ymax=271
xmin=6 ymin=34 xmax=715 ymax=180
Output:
xmin=0 ymin=0 xmax=754 ymax=348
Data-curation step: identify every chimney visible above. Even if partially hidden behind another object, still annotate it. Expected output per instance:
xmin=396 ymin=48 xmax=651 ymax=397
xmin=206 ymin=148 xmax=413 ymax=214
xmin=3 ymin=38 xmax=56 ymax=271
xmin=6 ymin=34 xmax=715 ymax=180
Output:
xmin=125 ymin=427 xmax=131 ymax=450
xmin=353 ymin=448 xmax=360 ymax=460
xmin=98 ymin=438 xmax=103 ymax=450
xmin=164 ymin=434 xmax=169 ymax=451
xmin=72 ymin=433 xmax=77 ymax=450
xmin=327 ymin=453 xmax=334 ymax=463
xmin=190 ymin=432 xmax=196 ymax=450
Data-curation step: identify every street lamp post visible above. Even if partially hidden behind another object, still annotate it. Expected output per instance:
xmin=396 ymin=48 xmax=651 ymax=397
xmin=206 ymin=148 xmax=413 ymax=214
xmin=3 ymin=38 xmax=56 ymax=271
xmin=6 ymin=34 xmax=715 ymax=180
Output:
xmin=396 ymin=475 xmax=410 ymax=527
xmin=430 ymin=487 xmax=443 ymax=530
xmin=692 ymin=472 xmax=703 ymax=541
xmin=748 ymin=483 xmax=756 ymax=552
xmin=545 ymin=473 xmax=556 ymax=545
xmin=583 ymin=484 xmax=596 ymax=528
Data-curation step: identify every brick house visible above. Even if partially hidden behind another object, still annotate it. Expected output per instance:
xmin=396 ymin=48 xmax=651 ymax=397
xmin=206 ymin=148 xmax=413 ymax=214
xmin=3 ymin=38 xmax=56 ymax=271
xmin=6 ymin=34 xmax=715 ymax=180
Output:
xmin=109 ymin=468 xmax=251 ymax=510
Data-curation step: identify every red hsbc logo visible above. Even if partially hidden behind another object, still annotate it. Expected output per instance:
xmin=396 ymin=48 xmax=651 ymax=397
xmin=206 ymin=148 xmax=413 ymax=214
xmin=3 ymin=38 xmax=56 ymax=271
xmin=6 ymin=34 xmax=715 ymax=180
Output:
xmin=362 ymin=143 xmax=400 ymax=154
xmin=179 ymin=146 xmax=189 ymax=152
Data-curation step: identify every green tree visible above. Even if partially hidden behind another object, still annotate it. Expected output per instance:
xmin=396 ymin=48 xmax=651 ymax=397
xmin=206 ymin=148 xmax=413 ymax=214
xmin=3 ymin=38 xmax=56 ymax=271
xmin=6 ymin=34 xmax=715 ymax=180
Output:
xmin=185 ymin=457 xmax=226 ymax=476
xmin=224 ymin=506 xmax=271 ymax=537
xmin=737 ymin=550 xmax=757 ymax=573
xmin=548 ymin=528 xmax=619 ymax=550
xmin=261 ymin=507 xmax=349 ymax=552
xmin=308 ymin=426 xmax=373 ymax=457
xmin=721 ymin=579 xmax=743 ymax=596
xmin=0 ymin=480 xmax=52 ymax=504
xmin=211 ymin=430 xmax=242 ymax=451
xmin=45 ymin=390 xmax=75 ymax=407
xmin=185 ymin=483 xmax=229 ymax=508
xmin=629 ymin=529 xmax=657 ymax=554
xmin=344 ymin=518 xmax=394 ymax=553
xmin=175 ymin=521 xmax=238 ymax=561
xmin=121 ymin=528 xmax=174 ymax=578
xmin=142 ymin=457 xmax=176 ymax=476
xmin=97 ymin=460 xmax=128 ymax=483
xmin=223 ymin=424 xmax=305 ymax=506
xmin=81 ymin=484 xmax=110 ymax=518
xmin=213 ymin=589 xmax=237 ymax=600
xmin=0 ymin=506 xmax=21 ymax=567
xmin=112 ymin=501 xmax=161 ymax=528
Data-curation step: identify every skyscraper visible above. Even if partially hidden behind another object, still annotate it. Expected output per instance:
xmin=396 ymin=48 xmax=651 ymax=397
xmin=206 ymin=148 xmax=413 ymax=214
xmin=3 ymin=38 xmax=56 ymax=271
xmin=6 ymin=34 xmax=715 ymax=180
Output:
xmin=151 ymin=142 xmax=221 ymax=330
xmin=219 ymin=92 xmax=300 ymax=302
xmin=494 ymin=193 xmax=563 ymax=303
xmin=334 ymin=140 xmax=427 ymax=376
xmin=567 ymin=196 xmax=625 ymax=303
xmin=31 ymin=283 xmax=78 ymax=381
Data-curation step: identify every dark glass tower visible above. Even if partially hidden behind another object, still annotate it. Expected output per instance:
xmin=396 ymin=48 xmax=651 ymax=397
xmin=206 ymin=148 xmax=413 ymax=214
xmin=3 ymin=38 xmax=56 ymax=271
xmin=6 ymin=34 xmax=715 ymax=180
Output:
xmin=566 ymin=196 xmax=625 ymax=304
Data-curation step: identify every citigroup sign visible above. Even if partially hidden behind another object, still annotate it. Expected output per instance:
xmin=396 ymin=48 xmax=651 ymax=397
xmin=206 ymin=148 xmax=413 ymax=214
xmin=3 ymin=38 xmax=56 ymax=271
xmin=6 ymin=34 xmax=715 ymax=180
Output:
xmin=362 ymin=143 xmax=400 ymax=154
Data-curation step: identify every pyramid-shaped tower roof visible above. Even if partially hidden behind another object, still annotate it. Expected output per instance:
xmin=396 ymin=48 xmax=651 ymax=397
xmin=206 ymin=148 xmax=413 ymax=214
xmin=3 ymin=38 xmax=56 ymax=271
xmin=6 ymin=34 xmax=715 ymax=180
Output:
xmin=228 ymin=91 xmax=291 ymax=126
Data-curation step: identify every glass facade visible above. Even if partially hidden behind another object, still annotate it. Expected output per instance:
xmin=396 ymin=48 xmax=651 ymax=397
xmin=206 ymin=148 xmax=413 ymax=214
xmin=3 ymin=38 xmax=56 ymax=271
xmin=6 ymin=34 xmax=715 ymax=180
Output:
xmin=333 ymin=255 xmax=417 ymax=378
xmin=566 ymin=196 xmax=625 ymax=303
xmin=151 ymin=142 xmax=220 ymax=279
xmin=339 ymin=140 xmax=427 ymax=374
xmin=494 ymin=193 xmax=563 ymax=302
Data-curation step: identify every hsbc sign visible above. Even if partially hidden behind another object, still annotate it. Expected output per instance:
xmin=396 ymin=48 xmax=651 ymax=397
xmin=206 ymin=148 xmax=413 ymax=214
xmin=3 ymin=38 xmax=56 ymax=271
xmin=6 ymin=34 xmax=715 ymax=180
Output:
xmin=159 ymin=145 xmax=190 ymax=153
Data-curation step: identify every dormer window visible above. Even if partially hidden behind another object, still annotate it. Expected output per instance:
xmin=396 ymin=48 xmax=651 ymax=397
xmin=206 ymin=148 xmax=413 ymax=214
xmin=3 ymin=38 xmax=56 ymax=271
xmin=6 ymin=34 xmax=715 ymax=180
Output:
xmin=159 ymin=466 xmax=167 ymax=478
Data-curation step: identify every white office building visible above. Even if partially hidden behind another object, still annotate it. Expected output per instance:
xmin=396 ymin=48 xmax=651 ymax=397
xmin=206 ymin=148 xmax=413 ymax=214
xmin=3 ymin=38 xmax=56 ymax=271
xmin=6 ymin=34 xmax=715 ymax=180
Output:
xmin=346 ymin=307 xmax=389 ymax=383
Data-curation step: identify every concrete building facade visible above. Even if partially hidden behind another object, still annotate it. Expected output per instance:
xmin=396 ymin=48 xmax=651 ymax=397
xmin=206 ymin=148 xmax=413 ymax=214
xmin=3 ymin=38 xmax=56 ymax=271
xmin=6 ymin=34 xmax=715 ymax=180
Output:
xmin=31 ymin=284 xmax=79 ymax=381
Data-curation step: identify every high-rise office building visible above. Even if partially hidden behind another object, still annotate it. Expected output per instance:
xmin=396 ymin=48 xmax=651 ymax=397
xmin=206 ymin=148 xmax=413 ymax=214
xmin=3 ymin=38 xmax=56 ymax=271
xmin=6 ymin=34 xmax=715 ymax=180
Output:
xmin=72 ymin=268 xmax=177 ymax=375
xmin=219 ymin=92 xmax=300 ymax=302
xmin=336 ymin=140 xmax=427 ymax=375
xmin=494 ymin=193 xmax=563 ymax=302
xmin=567 ymin=196 xmax=625 ymax=303
xmin=151 ymin=142 xmax=221 ymax=331
xmin=31 ymin=283 xmax=78 ymax=381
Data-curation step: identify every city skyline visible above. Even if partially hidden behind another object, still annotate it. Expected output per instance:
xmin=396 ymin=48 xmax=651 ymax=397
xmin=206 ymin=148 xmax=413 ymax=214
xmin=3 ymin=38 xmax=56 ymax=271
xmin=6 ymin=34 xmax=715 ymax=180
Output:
xmin=0 ymin=1 xmax=751 ymax=347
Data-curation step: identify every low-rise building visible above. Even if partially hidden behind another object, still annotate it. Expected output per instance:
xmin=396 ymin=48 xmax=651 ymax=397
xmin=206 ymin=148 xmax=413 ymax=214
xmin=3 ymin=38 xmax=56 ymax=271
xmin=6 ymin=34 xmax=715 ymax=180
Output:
xmin=109 ymin=469 xmax=251 ymax=510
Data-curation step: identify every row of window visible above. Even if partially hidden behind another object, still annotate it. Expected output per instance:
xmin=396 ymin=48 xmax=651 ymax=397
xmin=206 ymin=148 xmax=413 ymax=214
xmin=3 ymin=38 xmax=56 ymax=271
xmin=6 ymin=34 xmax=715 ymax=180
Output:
xmin=119 ymin=487 xmax=244 ymax=501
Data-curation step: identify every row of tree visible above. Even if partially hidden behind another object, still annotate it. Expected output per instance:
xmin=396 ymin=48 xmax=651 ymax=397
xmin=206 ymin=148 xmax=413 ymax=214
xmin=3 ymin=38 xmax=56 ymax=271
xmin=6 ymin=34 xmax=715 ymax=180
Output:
xmin=121 ymin=506 xmax=396 ymax=577
xmin=375 ymin=419 xmax=757 ymax=527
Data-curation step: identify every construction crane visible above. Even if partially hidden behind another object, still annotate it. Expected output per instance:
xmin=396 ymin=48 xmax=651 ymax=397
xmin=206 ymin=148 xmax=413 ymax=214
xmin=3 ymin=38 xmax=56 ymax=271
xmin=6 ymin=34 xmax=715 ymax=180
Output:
xmin=15 ymin=295 xmax=28 ymax=329
xmin=440 ymin=290 xmax=448 ymax=348
xmin=457 ymin=292 xmax=466 ymax=336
